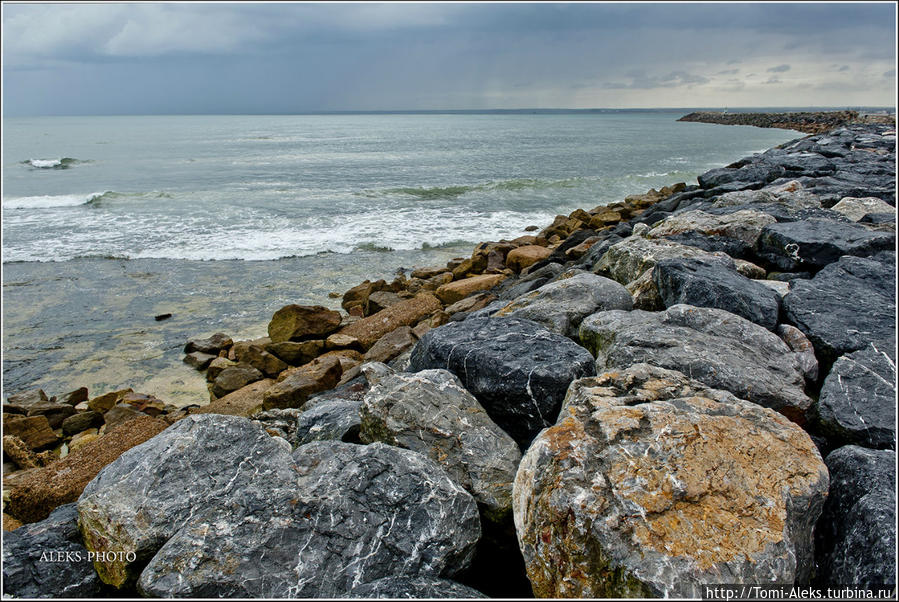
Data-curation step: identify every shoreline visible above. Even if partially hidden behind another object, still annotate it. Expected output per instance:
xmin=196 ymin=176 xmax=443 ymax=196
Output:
xmin=3 ymin=113 xmax=896 ymax=597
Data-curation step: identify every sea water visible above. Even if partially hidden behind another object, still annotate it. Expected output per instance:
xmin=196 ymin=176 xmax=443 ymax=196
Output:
xmin=2 ymin=112 xmax=798 ymax=404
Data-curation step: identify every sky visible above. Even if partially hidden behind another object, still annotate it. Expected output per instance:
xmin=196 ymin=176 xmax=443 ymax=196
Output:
xmin=2 ymin=2 xmax=896 ymax=115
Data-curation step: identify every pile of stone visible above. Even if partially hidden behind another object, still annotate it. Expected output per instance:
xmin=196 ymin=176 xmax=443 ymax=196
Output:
xmin=3 ymin=121 xmax=895 ymax=598
xmin=676 ymin=110 xmax=887 ymax=134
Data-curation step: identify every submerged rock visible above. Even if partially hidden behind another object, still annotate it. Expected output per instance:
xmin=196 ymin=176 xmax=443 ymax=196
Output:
xmin=514 ymin=364 xmax=828 ymax=597
xmin=408 ymin=317 xmax=595 ymax=447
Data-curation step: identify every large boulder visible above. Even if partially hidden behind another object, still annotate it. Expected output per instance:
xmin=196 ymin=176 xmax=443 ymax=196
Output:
xmin=336 ymin=293 xmax=442 ymax=350
xmin=408 ymin=317 xmax=596 ymax=447
xmin=211 ymin=364 xmax=264 ymax=398
xmin=261 ymin=355 xmax=342 ymax=410
xmin=138 ymin=441 xmax=481 ymax=598
xmin=506 ymin=245 xmax=552 ymax=273
xmin=436 ymin=274 xmax=505 ymax=305
xmin=493 ymin=272 xmax=632 ymax=338
xmin=580 ymin=305 xmax=812 ymax=421
xmin=345 ymin=576 xmax=487 ymax=598
xmin=648 ymin=208 xmax=776 ymax=247
xmin=652 ymin=258 xmax=781 ymax=330
xmin=268 ymin=304 xmax=342 ymax=343
xmin=594 ymin=235 xmax=735 ymax=286
xmin=514 ymin=364 xmax=829 ymax=597
xmin=816 ymin=344 xmax=896 ymax=450
xmin=783 ymin=255 xmax=895 ymax=365
xmin=2 ymin=503 xmax=103 ymax=598
xmin=195 ymin=379 xmax=274 ymax=417
xmin=2 ymin=415 xmax=58 ymax=450
xmin=755 ymin=218 xmax=894 ymax=272
xmin=831 ymin=196 xmax=896 ymax=222
xmin=294 ymin=399 xmax=362 ymax=445
xmin=360 ymin=364 xmax=521 ymax=522
xmin=817 ymin=446 xmax=896 ymax=586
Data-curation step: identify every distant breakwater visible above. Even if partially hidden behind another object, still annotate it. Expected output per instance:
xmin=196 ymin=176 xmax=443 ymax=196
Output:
xmin=677 ymin=109 xmax=895 ymax=134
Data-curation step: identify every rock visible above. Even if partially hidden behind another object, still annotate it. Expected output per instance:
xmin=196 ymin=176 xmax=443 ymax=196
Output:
xmin=3 ymin=513 xmax=22 ymax=531
xmin=342 ymin=279 xmax=384 ymax=315
xmin=362 ymin=325 xmax=417 ymax=364
xmin=265 ymin=339 xmax=326 ymax=365
xmin=267 ymin=304 xmax=342 ymax=343
xmin=514 ymin=364 xmax=829 ymax=598
xmin=436 ymin=274 xmax=505 ymax=305
xmin=408 ymin=317 xmax=596 ymax=447
xmin=649 ymin=208 xmax=776 ymax=247
xmin=2 ymin=415 xmax=58 ymax=450
xmin=6 ymin=416 xmax=168 ymax=524
xmin=250 ymin=407 xmax=302 ymax=440
xmin=755 ymin=218 xmax=895 ymax=272
xmin=102 ymin=403 xmax=146 ymax=430
xmin=3 ymin=435 xmax=52 ymax=470
xmin=760 ymin=279 xmax=791 ymax=297
xmin=360 ymin=365 xmax=521 ymax=522
xmin=783 ymin=256 xmax=895 ymax=365
xmin=345 ymin=576 xmax=487 ymax=598
xmin=61 ymin=411 xmax=102 ymax=436
xmin=2 ymin=503 xmax=103 ymax=598
xmin=816 ymin=344 xmax=896 ymax=450
xmin=831 ymin=196 xmax=896 ymax=222
xmin=493 ymin=272 xmax=632 ymax=338
xmin=23 ymin=402 xmax=76 ymax=429
xmin=205 ymin=356 xmax=236 ymax=381
xmin=325 ymin=332 xmax=363 ymax=351
xmin=818 ymin=446 xmax=896 ymax=586
xmin=294 ymin=399 xmax=362 ymax=445
xmin=68 ymin=430 xmax=99 ymax=453
xmin=182 ymin=350 xmax=216 ymax=370
xmin=505 ymin=245 xmax=552 ymax=273
xmin=653 ymin=258 xmax=782 ymax=330
xmin=261 ymin=355 xmax=342 ymax=410
xmin=4 ymin=389 xmax=49 ymax=413
xmin=366 ymin=290 xmax=402 ymax=315
xmin=580 ymin=305 xmax=812 ymax=421
xmin=595 ymin=234 xmax=735 ymax=286
xmin=135 ymin=438 xmax=480 ymax=598
xmin=733 ymin=258 xmax=767 ymax=279
xmin=184 ymin=332 xmax=232 ymax=355
xmin=776 ymin=324 xmax=819 ymax=382
xmin=232 ymin=341 xmax=288 ymax=377
xmin=411 ymin=265 xmax=449 ymax=279
xmin=211 ymin=364 xmax=264 ymax=398
xmin=445 ymin=292 xmax=497 ymax=316
xmin=58 ymin=387 xmax=89 ymax=407
xmin=87 ymin=388 xmax=132 ymax=414
xmin=336 ymin=293 xmax=442 ymax=350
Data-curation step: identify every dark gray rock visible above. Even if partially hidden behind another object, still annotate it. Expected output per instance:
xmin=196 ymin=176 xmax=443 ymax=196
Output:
xmin=408 ymin=317 xmax=596 ymax=448
xmin=783 ymin=256 xmax=896 ymax=365
xmin=4 ymin=388 xmax=49 ymax=414
xmin=698 ymin=159 xmax=787 ymax=190
xmin=183 ymin=350 xmax=217 ymax=370
xmin=580 ymin=304 xmax=812 ymax=421
xmin=817 ymin=344 xmax=896 ymax=450
xmin=755 ymin=218 xmax=895 ymax=271
xmin=491 ymin=272 xmax=633 ymax=338
xmin=184 ymin=332 xmax=232 ymax=355
xmin=61 ymin=410 xmax=103 ymax=435
xmin=2 ymin=503 xmax=103 ymax=598
xmin=659 ymin=232 xmax=753 ymax=259
xmin=494 ymin=263 xmax=564 ymax=301
xmin=360 ymin=364 xmax=521 ymax=522
xmin=818 ymin=446 xmax=896 ymax=587
xmin=137 ymin=441 xmax=481 ymax=598
xmin=295 ymin=398 xmax=362 ymax=445
xmin=345 ymin=576 xmax=487 ymax=598
xmin=250 ymin=407 xmax=303 ymax=441
xmin=211 ymin=363 xmax=264 ymax=398
xmin=653 ymin=258 xmax=781 ymax=330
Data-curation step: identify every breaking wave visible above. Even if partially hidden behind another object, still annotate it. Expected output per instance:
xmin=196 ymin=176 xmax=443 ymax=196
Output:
xmin=22 ymin=157 xmax=88 ymax=169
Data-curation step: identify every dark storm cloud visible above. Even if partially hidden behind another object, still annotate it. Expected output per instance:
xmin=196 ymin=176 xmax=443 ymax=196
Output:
xmin=2 ymin=3 xmax=895 ymax=114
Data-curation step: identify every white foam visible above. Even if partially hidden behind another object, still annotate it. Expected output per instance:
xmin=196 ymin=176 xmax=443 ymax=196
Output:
xmin=27 ymin=159 xmax=62 ymax=168
xmin=2 ymin=191 xmax=109 ymax=209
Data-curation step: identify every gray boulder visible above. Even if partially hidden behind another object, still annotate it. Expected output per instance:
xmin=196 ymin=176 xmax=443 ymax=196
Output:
xmin=360 ymin=364 xmax=521 ymax=522
xmin=653 ymin=258 xmax=781 ymax=330
xmin=817 ymin=344 xmax=896 ymax=450
xmin=818 ymin=446 xmax=896 ymax=587
xmin=408 ymin=317 xmax=596 ymax=448
xmin=579 ymin=304 xmax=812 ymax=421
xmin=2 ymin=503 xmax=103 ymax=598
xmin=492 ymin=272 xmax=633 ymax=338
xmin=494 ymin=263 xmax=565 ymax=301
xmin=138 ymin=441 xmax=481 ymax=598
xmin=755 ymin=218 xmax=895 ymax=272
xmin=594 ymin=234 xmax=735 ymax=286
xmin=345 ymin=576 xmax=487 ymax=598
xmin=514 ymin=364 xmax=828 ymax=597
xmin=295 ymin=398 xmax=362 ymax=445
xmin=783 ymin=255 xmax=895 ymax=365
xmin=649 ymin=208 xmax=776 ymax=246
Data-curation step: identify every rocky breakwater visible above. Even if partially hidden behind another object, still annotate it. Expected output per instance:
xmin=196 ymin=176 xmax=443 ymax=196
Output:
xmin=677 ymin=110 xmax=884 ymax=134
xmin=3 ymin=119 xmax=895 ymax=598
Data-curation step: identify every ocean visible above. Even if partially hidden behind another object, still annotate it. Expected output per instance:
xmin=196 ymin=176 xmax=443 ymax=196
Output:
xmin=2 ymin=111 xmax=799 ymax=405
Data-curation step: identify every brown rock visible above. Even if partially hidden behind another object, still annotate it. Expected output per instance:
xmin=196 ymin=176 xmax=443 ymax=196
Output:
xmin=211 ymin=364 xmax=264 ymax=399
xmin=506 ymin=245 xmax=553 ymax=273
xmin=183 ymin=351 xmax=217 ymax=370
xmin=68 ymin=429 xmax=100 ymax=452
xmin=88 ymin=389 xmax=133 ymax=414
xmin=363 ymin=326 xmax=417 ymax=364
xmin=267 ymin=304 xmax=342 ymax=343
xmin=261 ymin=355 xmax=342 ymax=410
xmin=411 ymin=265 xmax=450 ymax=279
xmin=3 ymin=513 xmax=22 ymax=531
xmin=589 ymin=209 xmax=623 ymax=229
xmin=206 ymin=356 xmax=237 ymax=382
xmin=368 ymin=290 xmax=402 ymax=315
xmin=318 ymin=349 xmax=364 ymax=374
xmin=335 ymin=293 xmax=442 ymax=350
xmin=451 ymin=254 xmax=488 ymax=280
xmin=61 ymin=411 xmax=103 ymax=435
xmin=325 ymin=333 xmax=364 ymax=352
xmin=435 ymin=274 xmax=505 ymax=305
xmin=3 ymin=436 xmax=43 ymax=469
xmin=264 ymin=340 xmax=325 ymax=366
xmin=2 ymin=415 xmax=58 ymax=450
xmin=4 ymin=415 xmax=169 ymax=523
xmin=412 ymin=322 xmax=432 ymax=339
xmin=486 ymin=249 xmax=507 ymax=273
xmin=24 ymin=402 xmax=76 ymax=429
xmin=565 ymin=237 xmax=602 ymax=260
xmin=510 ymin=235 xmax=539 ymax=247
xmin=121 ymin=393 xmax=166 ymax=417
xmin=3 ymin=389 xmax=49 ymax=414
xmin=341 ymin=279 xmax=385 ymax=315
xmin=195 ymin=379 xmax=274 ymax=418
xmin=445 ymin=292 xmax=498 ymax=315
xmin=184 ymin=333 xmax=233 ymax=355
xmin=232 ymin=341 xmax=288 ymax=378
xmin=58 ymin=387 xmax=89 ymax=406
xmin=103 ymin=404 xmax=145 ymax=430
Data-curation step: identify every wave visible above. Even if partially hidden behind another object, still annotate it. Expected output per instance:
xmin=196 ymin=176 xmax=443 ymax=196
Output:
xmin=2 ymin=191 xmax=111 ymax=209
xmin=22 ymin=157 xmax=88 ymax=169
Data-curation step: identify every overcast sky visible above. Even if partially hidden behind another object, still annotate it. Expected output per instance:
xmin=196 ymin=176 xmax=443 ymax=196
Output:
xmin=2 ymin=2 xmax=896 ymax=115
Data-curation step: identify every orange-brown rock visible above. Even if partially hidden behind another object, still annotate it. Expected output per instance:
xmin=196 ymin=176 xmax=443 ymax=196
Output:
xmin=435 ymin=274 xmax=505 ymax=305
xmin=2 ymin=435 xmax=53 ymax=469
xmin=3 ymin=415 xmax=58 ymax=450
xmin=87 ymin=388 xmax=133 ymax=413
xmin=505 ymin=245 xmax=553 ymax=273
xmin=341 ymin=279 xmax=386 ymax=315
xmin=4 ymin=415 xmax=169 ymax=523
xmin=363 ymin=325 xmax=417 ymax=364
xmin=411 ymin=265 xmax=449 ymax=279
xmin=264 ymin=340 xmax=325 ymax=366
xmin=195 ymin=379 xmax=274 ymax=418
xmin=318 ymin=349 xmax=364 ymax=373
xmin=589 ymin=208 xmax=623 ymax=229
xmin=261 ymin=355 xmax=342 ymax=410
xmin=267 ymin=305 xmax=342 ymax=343
xmin=514 ymin=364 xmax=828 ymax=598
xmin=335 ymin=293 xmax=442 ymax=350
xmin=3 ymin=513 xmax=22 ymax=531
xmin=451 ymin=254 xmax=487 ymax=280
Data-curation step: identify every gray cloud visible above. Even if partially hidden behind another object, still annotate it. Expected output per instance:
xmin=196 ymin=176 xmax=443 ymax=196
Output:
xmin=837 ymin=65 xmax=851 ymax=72
xmin=602 ymin=70 xmax=710 ymax=90
xmin=767 ymin=64 xmax=791 ymax=73
xmin=716 ymin=68 xmax=740 ymax=75
xmin=885 ymin=69 xmax=897 ymax=78
xmin=764 ymin=77 xmax=782 ymax=85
